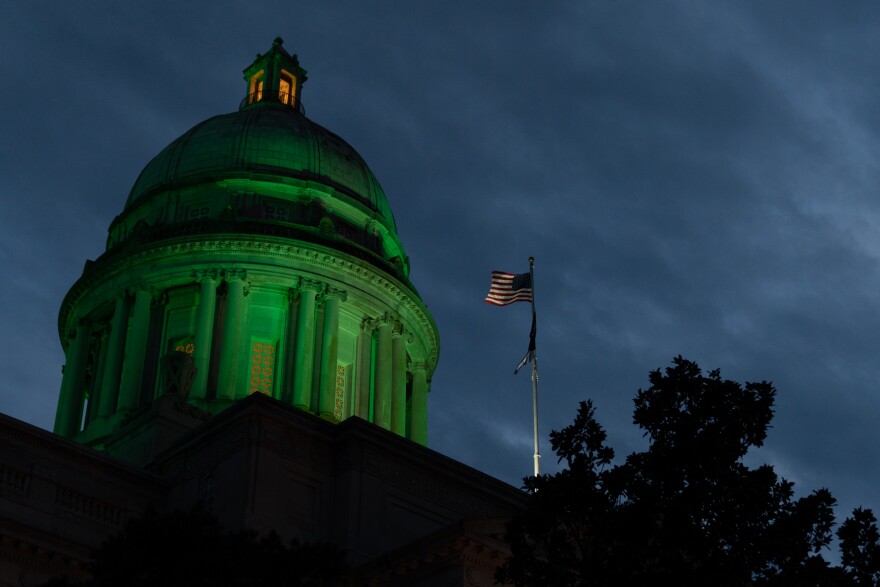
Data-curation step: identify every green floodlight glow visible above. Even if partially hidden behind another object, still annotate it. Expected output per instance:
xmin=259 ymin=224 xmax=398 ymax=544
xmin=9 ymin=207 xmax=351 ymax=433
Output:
xmin=54 ymin=40 xmax=439 ymax=464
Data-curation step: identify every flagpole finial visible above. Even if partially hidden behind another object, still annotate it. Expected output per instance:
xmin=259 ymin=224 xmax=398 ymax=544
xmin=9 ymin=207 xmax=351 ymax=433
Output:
xmin=529 ymin=256 xmax=534 ymax=266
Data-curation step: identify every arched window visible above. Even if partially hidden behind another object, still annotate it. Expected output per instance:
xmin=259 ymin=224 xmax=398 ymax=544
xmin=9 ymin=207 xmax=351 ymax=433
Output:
xmin=279 ymin=70 xmax=295 ymax=106
xmin=249 ymin=70 xmax=265 ymax=104
xmin=163 ymin=337 xmax=196 ymax=397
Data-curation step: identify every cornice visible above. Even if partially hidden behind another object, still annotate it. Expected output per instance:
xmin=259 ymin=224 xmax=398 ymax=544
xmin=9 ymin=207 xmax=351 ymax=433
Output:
xmin=0 ymin=412 xmax=168 ymax=491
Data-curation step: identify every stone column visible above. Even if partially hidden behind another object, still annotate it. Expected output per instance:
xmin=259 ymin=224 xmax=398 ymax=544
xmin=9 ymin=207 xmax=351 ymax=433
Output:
xmin=86 ymin=326 xmax=109 ymax=427
xmin=410 ymin=361 xmax=429 ymax=446
xmin=96 ymin=295 xmax=129 ymax=418
xmin=280 ymin=286 xmax=298 ymax=405
xmin=190 ymin=271 xmax=218 ymax=402
xmin=54 ymin=321 xmax=91 ymax=437
xmin=216 ymin=271 xmax=247 ymax=401
xmin=318 ymin=287 xmax=345 ymax=419
xmin=373 ymin=315 xmax=393 ymax=429
xmin=117 ymin=287 xmax=153 ymax=412
xmin=292 ymin=280 xmax=320 ymax=410
xmin=355 ymin=319 xmax=373 ymax=419
xmin=390 ymin=325 xmax=407 ymax=435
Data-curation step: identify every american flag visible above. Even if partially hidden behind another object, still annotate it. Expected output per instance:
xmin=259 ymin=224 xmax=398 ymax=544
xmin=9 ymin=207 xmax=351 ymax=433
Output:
xmin=484 ymin=270 xmax=533 ymax=306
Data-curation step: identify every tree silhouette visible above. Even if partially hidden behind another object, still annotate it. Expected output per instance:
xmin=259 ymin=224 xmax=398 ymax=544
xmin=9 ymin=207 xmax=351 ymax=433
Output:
xmin=839 ymin=508 xmax=880 ymax=586
xmin=498 ymin=356 xmax=878 ymax=586
xmin=44 ymin=508 xmax=346 ymax=587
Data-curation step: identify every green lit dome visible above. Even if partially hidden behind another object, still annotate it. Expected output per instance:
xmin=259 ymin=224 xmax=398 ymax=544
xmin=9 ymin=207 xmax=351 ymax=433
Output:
xmin=126 ymin=103 xmax=396 ymax=227
xmin=55 ymin=40 xmax=438 ymax=458
xmin=109 ymin=101 xmax=410 ymax=281
xmin=110 ymin=40 xmax=409 ymax=280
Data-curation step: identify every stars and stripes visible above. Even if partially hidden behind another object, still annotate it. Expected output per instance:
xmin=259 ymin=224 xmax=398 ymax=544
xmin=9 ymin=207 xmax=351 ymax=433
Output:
xmin=484 ymin=271 xmax=533 ymax=306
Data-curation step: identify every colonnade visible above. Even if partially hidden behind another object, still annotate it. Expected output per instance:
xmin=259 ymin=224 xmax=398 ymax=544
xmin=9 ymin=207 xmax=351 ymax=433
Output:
xmin=55 ymin=270 xmax=431 ymax=445
xmin=55 ymin=285 xmax=158 ymax=437
xmin=356 ymin=313 xmax=429 ymax=444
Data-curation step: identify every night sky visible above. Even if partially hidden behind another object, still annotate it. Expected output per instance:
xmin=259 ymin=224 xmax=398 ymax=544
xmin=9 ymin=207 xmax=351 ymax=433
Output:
xmin=4 ymin=1 xmax=880 ymax=533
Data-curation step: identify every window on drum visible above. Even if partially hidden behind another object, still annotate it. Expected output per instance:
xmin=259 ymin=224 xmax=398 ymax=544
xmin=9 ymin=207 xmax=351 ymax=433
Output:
xmin=334 ymin=364 xmax=347 ymax=421
xmin=249 ymin=341 xmax=276 ymax=396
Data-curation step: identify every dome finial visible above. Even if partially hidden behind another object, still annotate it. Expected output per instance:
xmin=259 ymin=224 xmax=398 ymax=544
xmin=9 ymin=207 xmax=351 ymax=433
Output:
xmin=273 ymin=36 xmax=284 ymax=48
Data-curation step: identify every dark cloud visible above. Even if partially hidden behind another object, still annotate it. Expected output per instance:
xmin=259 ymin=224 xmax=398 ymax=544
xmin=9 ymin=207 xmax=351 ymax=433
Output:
xmin=3 ymin=0 xmax=880 ymax=526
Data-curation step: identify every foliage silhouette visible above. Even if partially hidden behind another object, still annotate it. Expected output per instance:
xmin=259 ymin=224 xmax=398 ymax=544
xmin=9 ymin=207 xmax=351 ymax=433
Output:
xmin=497 ymin=356 xmax=879 ymax=586
xmin=839 ymin=508 xmax=880 ymax=586
xmin=43 ymin=507 xmax=346 ymax=587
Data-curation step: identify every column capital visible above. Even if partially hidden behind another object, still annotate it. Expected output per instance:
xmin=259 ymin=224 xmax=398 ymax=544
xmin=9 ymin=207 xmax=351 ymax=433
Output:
xmin=361 ymin=317 xmax=377 ymax=333
xmin=109 ymin=291 xmax=128 ymax=304
xmin=223 ymin=269 xmax=248 ymax=282
xmin=362 ymin=313 xmax=401 ymax=333
xmin=411 ymin=360 xmax=429 ymax=373
xmin=223 ymin=270 xmax=249 ymax=296
xmin=125 ymin=284 xmax=153 ymax=298
xmin=126 ymin=284 xmax=165 ymax=304
xmin=67 ymin=318 xmax=91 ymax=341
xmin=320 ymin=285 xmax=347 ymax=303
xmin=379 ymin=312 xmax=402 ymax=333
xmin=91 ymin=322 xmax=110 ymax=339
xmin=291 ymin=280 xmax=321 ymax=303
xmin=300 ymin=278 xmax=323 ymax=292
xmin=194 ymin=269 xmax=219 ymax=283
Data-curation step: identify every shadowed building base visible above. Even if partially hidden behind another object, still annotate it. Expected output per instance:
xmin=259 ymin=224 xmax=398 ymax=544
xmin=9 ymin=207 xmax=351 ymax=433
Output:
xmin=0 ymin=393 xmax=524 ymax=586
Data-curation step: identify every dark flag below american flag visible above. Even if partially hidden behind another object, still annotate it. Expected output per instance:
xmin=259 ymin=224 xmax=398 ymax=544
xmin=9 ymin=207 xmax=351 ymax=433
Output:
xmin=484 ymin=271 xmax=533 ymax=306
xmin=514 ymin=313 xmax=536 ymax=374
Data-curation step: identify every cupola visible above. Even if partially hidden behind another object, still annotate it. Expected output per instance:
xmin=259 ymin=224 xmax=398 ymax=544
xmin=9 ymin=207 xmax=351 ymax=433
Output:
xmin=242 ymin=37 xmax=307 ymax=111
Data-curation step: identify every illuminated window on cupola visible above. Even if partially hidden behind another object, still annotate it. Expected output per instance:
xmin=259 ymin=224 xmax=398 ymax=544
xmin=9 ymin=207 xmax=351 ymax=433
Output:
xmin=279 ymin=70 xmax=295 ymax=105
xmin=249 ymin=70 xmax=265 ymax=103
xmin=249 ymin=341 xmax=276 ymax=395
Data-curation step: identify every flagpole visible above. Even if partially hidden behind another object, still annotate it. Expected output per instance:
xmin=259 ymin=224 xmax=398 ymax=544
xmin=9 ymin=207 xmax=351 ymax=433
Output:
xmin=529 ymin=256 xmax=540 ymax=477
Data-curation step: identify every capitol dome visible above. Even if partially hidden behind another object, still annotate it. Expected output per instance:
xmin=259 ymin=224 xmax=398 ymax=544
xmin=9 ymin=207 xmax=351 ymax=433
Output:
xmin=54 ymin=39 xmax=438 ymax=460
xmin=109 ymin=55 xmax=409 ymax=281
